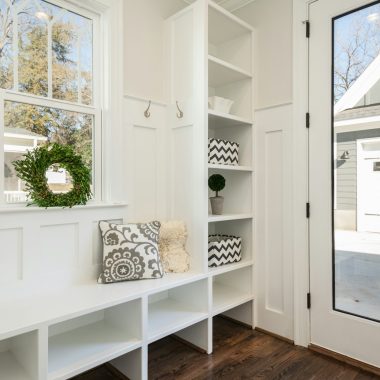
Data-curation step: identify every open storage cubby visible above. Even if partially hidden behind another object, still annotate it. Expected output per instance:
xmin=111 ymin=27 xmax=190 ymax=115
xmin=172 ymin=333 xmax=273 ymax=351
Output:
xmin=209 ymin=79 xmax=252 ymax=120
xmin=0 ymin=331 xmax=39 ymax=380
xmin=208 ymin=169 xmax=252 ymax=215
xmin=208 ymin=119 xmax=253 ymax=168
xmin=212 ymin=266 xmax=253 ymax=316
xmin=148 ymin=280 xmax=209 ymax=343
xmin=208 ymin=219 xmax=253 ymax=274
xmin=48 ymin=299 xmax=142 ymax=380
xmin=208 ymin=2 xmax=253 ymax=73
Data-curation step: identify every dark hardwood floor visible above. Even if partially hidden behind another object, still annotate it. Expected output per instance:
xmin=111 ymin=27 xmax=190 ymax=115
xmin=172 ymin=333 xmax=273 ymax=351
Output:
xmin=72 ymin=317 xmax=379 ymax=380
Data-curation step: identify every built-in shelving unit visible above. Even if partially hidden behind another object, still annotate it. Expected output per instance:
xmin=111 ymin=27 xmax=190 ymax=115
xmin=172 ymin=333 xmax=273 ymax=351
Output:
xmin=207 ymin=0 xmax=255 ymax=330
xmin=0 ymin=2 xmax=255 ymax=380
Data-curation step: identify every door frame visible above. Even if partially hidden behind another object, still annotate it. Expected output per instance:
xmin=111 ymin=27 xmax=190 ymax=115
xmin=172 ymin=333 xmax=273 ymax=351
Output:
xmin=292 ymin=0 xmax=312 ymax=347
xmin=293 ymin=0 xmax=380 ymax=355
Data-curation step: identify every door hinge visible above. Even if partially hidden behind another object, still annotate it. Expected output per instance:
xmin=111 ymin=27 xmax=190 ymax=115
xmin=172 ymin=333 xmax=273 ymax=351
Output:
xmin=306 ymin=202 xmax=310 ymax=218
xmin=307 ymin=293 xmax=311 ymax=309
xmin=306 ymin=112 xmax=310 ymax=129
xmin=305 ymin=21 xmax=310 ymax=38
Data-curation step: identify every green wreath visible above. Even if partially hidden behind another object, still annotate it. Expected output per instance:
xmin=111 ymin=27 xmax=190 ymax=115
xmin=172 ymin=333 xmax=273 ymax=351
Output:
xmin=13 ymin=143 xmax=92 ymax=208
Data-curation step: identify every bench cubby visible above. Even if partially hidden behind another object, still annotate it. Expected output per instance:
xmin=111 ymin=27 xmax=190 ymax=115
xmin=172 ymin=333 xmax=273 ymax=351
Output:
xmin=0 ymin=330 xmax=40 ymax=380
xmin=148 ymin=279 xmax=209 ymax=343
xmin=48 ymin=299 xmax=142 ymax=379
xmin=212 ymin=266 xmax=253 ymax=316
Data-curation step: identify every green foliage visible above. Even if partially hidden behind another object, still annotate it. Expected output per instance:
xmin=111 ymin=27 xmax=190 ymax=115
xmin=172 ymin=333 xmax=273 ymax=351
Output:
xmin=13 ymin=143 xmax=92 ymax=208
xmin=208 ymin=174 xmax=226 ymax=197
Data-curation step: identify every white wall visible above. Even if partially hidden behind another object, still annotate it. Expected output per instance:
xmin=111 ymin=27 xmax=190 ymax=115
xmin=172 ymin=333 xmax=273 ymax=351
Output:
xmin=234 ymin=0 xmax=293 ymax=109
xmin=123 ymin=0 xmax=187 ymax=103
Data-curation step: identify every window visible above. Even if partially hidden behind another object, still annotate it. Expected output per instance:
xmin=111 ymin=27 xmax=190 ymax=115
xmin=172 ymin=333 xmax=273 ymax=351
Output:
xmin=0 ymin=0 xmax=101 ymax=204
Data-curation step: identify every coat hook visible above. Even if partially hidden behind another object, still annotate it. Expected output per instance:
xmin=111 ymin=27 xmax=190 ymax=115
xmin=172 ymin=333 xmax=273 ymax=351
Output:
xmin=176 ymin=101 xmax=184 ymax=119
xmin=144 ymin=101 xmax=151 ymax=118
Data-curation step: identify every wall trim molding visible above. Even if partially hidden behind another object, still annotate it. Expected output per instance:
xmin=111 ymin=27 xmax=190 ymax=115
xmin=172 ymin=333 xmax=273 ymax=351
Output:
xmin=292 ymin=0 xmax=310 ymax=348
xmin=255 ymin=101 xmax=293 ymax=112
xmin=124 ymin=93 xmax=167 ymax=107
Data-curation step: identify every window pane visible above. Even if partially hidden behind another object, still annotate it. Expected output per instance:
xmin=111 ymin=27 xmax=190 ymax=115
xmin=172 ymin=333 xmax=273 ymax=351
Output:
xmin=52 ymin=5 xmax=93 ymax=104
xmin=0 ymin=0 xmax=14 ymax=89
xmin=18 ymin=0 xmax=48 ymax=96
xmin=333 ymin=3 xmax=380 ymax=321
xmin=0 ymin=0 xmax=93 ymax=105
xmin=4 ymin=101 xmax=93 ymax=203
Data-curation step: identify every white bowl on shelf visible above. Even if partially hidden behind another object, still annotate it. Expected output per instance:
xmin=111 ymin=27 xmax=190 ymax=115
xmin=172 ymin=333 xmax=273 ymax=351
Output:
xmin=208 ymin=96 xmax=234 ymax=114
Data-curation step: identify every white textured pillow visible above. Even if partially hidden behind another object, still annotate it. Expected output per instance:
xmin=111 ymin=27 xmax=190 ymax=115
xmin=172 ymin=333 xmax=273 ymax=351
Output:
xmin=159 ymin=221 xmax=190 ymax=273
xmin=98 ymin=221 xmax=164 ymax=283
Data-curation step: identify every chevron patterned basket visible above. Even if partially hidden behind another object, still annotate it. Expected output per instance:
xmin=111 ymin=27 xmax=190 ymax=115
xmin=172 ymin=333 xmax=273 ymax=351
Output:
xmin=208 ymin=138 xmax=239 ymax=166
xmin=208 ymin=235 xmax=242 ymax=267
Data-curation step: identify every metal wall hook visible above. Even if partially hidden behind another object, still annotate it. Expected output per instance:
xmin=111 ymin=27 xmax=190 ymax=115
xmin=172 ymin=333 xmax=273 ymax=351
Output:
xmin=176 ymin=101 xmax=184 ymax=119
xmin=144 ymin=101 xmax=151 ymax=118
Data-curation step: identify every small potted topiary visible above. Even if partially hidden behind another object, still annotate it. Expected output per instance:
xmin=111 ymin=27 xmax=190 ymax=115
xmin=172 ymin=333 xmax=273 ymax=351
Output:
xmin=208 ymin=174 xmax=226 ymax=215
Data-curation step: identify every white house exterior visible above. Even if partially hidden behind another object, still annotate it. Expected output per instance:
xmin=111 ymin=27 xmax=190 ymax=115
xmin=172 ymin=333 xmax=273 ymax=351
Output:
xmin=334 ymin=59 xmax=380 ymax=232
xmin=4 ymin=127 xmax=47 ymax=203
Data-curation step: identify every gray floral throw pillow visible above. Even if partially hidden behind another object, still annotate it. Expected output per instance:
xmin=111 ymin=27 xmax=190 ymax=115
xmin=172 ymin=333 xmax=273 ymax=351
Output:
xmin=98 ymin=221 xmax=164 ymax=283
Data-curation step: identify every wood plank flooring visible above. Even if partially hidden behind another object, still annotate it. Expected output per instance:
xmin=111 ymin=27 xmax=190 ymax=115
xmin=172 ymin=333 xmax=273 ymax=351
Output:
xmin=72 ymin=317 xmax=379 ymax=380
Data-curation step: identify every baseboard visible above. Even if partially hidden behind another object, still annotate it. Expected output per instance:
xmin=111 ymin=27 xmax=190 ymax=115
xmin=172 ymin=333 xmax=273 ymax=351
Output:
xmin=254 ymin=327 xmax=294 ymax=345
xmin=309 ymin=344 xmax=380 ymax=376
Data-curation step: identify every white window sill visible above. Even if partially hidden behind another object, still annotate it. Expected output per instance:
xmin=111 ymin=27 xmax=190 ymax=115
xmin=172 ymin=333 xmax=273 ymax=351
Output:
xmin=0 ymin=201 xmax=128 ymax=214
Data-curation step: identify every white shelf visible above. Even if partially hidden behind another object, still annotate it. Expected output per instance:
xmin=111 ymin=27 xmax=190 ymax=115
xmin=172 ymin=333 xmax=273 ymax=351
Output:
xmin=48 ymin=321 xmax=141 ymax=380
xmin=208 ymin=163 xmax=253 ymax=172
xmin=208 ymin=213 xmax=253 ymax=223
xmin=209 ymin=55 xmax=251 ymax=87
xmin=212 ymin=282 xmax=254 ymax=316
xmin=208 ymin=1 xmax=253 ymax=45
xmin=148 ymin=298 xmax=208 ymax=343
xmin=0 ymin=351 xmax=33 ymax=380
xmin=208 ymin=109 xmax=253 ymax=128
xmin=209 ymin=260 xmax=253 ymax=276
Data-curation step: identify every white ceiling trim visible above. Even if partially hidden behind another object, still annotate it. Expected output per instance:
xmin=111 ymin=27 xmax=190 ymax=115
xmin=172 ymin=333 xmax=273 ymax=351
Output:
xmin=183 ymin=0 xmax=255 ymax=12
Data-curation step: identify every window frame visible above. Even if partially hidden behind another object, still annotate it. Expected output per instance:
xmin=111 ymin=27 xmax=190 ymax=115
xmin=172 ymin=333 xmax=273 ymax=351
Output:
xmin=0 ymin=0 xmax=103 ymax=205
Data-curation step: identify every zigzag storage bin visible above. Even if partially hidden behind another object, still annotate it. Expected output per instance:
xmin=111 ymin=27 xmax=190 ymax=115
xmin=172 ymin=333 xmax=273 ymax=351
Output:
xmin=208 ymin=235 xmax=242 ymax=267
xmin=208 ymin=138 xmax=239 ymax=166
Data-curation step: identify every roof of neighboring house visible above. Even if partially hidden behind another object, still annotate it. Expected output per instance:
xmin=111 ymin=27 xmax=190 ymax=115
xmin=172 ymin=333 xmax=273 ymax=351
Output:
xmin=335 ymin=104 xmax=380 ymax=122
xmin=4 ymin=127 xmax=47 ymax=140
xmin=334 ymin=53 xmax=380 ymax=116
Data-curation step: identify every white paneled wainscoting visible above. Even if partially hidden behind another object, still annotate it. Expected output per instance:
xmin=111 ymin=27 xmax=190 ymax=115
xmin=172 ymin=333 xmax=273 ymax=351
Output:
xmin=255 ymin=103 xmax=294 ymax=340
xmin=0 ymin=205 xmax=127 ymax=286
